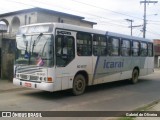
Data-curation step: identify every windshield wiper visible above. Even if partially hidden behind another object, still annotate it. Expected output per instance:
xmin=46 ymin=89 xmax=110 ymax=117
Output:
xmin=32 ymin=33 xmax=43 ymax=55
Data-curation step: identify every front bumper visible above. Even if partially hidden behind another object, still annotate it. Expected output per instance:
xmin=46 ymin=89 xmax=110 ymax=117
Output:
xmin=13 ymin=78 xmax=54 ymax=92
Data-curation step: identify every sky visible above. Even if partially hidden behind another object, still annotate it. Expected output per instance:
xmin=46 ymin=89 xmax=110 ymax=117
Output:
xmin=0 ymin=0 xmax=160 ymax=39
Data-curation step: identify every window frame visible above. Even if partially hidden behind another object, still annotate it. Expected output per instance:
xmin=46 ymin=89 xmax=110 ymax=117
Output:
xmin=140 ymin=42 xmax=148 ymax=57
xmin=76 ymin=32 xmax=92 ymax=56
xmin=93 ymin=34 xmax=107 ymax=56
xmin=55 ymin=35 xmax=75 ymax=67
xmin=132 ymin=40 xmax=140 ymax=57
xmin=148 ymin=42 xmax=153 ymax=57
xmin=108 ymin=36 xmax=120 ymax=56
xmin=121 ymin=39 xmax=131 ymax=56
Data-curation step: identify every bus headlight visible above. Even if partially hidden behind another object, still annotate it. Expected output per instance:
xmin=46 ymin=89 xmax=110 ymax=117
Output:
xmin=16 ymin=74 xmax=20 ymax=78
xmin=39 ymin=77 xmax=43 ymax=81
xmin=44 ymin=77 xmax=47 ymax=81
xmin=39 ymin=77 xmax=53 ymax=82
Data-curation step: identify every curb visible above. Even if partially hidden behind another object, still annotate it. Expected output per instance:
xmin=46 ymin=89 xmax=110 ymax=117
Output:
xmin=134 ymin=99 xmax=160 ymax=111
xmin=114 ymin=99 xmax=160 ymax=120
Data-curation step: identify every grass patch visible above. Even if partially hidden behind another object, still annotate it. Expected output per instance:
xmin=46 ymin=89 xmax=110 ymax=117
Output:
xmin=118 ymin=117 xmax=134 ymax=120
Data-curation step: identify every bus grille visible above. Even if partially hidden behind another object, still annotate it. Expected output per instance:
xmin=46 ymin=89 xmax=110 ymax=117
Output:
xmin=20 ymin=74 xmax=39 ymax=81
xmin=30 ymin=76 xmax=39 ymax=80
xmin=20 ymin=74 xmax=28 ymax=80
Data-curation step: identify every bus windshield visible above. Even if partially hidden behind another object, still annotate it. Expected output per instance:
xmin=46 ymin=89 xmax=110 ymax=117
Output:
xmin=15 ymin=34 xmax=53 ymax=67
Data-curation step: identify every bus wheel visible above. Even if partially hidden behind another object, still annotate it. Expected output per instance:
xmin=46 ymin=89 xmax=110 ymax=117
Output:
xmin=72 ymin=74 xmax=86 ymax=95
xmin=131 ymin=69 xmax=139 ymax=84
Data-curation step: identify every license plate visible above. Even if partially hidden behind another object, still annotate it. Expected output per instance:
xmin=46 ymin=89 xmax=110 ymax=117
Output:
xmin=25 ymin=82 xmax=32 ymax=87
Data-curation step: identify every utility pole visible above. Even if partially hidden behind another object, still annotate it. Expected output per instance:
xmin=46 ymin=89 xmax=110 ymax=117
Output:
xmin=140 ymin=0 xmax=158 ymax=38
xmin=125 ymin=19 xmax=134 ymax=36
xmin=125 ymin=19 xmax=143 ymax=36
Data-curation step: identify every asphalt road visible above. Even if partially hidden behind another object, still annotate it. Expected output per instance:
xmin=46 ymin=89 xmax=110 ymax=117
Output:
xmin=0 ymin=70 xmax=160 ymax=120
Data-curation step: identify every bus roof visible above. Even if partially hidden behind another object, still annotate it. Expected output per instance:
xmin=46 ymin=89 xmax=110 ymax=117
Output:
xmin=107 ymin=31 xmax=152 ymax=42
xmin=20 ymin=22 xmax=152 ymax=42
xmin=54 ymin=23 xmax=106 ymax=35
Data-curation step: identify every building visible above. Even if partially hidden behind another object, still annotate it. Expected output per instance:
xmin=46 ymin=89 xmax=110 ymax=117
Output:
xmin=0 ymin=24 xmax=7 ymax=32
xmin=0 ymin=7 xmax=96 ymax=34
xmin=154 ymin=39 xmax=160 ymax=68
xmin=0 ymin=7 xmax=96 ymax=80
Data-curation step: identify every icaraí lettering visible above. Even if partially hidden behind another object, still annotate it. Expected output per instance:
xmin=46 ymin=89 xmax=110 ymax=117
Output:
xmin=103 ymin=60 xmax=124 ymax=69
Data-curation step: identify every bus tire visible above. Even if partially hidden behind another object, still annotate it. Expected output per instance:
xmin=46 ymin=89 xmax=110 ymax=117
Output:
xmin=131 ymin=69 xmax=139 ymax=84
xmin=72 ymin=74 xmax=86 ymax=95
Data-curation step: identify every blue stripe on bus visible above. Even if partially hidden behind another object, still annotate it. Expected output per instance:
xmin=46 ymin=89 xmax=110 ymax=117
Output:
xmin=93 ymin=56 xmax=99 ymax=82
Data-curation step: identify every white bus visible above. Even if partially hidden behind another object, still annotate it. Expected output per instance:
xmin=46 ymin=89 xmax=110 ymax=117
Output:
xmin=13 ymin=23 xmax=154 ymax=95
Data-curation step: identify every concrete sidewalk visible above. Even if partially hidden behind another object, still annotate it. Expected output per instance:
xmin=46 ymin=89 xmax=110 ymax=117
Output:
xmin=134 ymin=100 xmax=160 ymax=120
xmin=134 ymin=70 xmax=160 ymax=120
xmin=110 ymin=100 xmax=160 ymax=120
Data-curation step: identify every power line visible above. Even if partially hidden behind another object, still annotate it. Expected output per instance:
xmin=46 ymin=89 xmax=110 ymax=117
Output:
xmin=3 ymin=0 xmax=160 ymax=25
xmin=137 ymin=31 xmax=143 ymax=37
xmin=72 ymin=0 xmax=160 ymax=23
xmin=148 ymin=20 xmax=160 ymax=23
xmin=147 ymin=27 xmax=160 ymax=36
xmin=5 ymin=0 xmax=35 ymax=7
xmin=3 ymin=0 xmax=130 ymax=29
xmin=148 ymin=23 xmax=160 ymax=26
xmin=1 ymin=0 xmax=131 ymax=31
xmin=140 ymin=0 xmax=158 ymax=38
xmin=3 ymin=0 xmax=160 ymax=39
xmin=71 ymin=0 xmax=144 ymax=20
xmin=32 ymin=0 xmax=129 ymax=27
xmin=0 ymin=2 xmax=19 ymax=14
xmin=5 ymin=0 xmax=160 ymax=25
xmin=147 ymin=30 xmax=160 ymax=36
xmin=98 ymin=21 xmax=127 ymax=28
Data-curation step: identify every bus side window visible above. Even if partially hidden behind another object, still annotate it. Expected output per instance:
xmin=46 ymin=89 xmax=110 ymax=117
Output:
xmin=132 ymin=41 xmax=140 ymax=56
xmin=93 ymin=34 xmax=107 ymax=56
xmin=108 ymin=37 xmax=120 ymax=56
xmin=121 ymin=39 xmax=131 ymax=56
xmin=55 ymin=35 xmax=75 ymax=67
xmin=140 ymin=42 xmax=148 ymax=56
xmin=148 ymin=43 xmax=153 ymax=57
xmin=76 ymin=32 xmax=92 ymax=56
